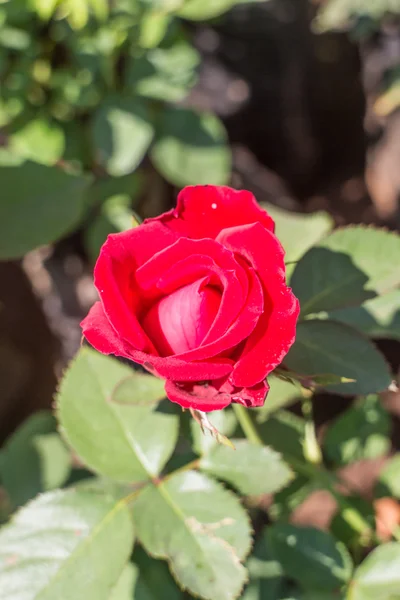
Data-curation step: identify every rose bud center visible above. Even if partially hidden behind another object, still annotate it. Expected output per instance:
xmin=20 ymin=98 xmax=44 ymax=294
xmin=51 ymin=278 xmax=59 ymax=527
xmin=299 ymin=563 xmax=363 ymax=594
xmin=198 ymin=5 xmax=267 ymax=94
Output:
xmin=142 ymin=278 xmax=221 ymax=356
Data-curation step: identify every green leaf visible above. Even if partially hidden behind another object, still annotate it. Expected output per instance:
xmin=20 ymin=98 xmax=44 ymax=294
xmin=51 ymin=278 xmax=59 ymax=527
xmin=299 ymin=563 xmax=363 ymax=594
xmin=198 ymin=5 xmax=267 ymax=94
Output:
xmin=133 ymin=549 xmax=184 ymax=599
xmin=139 ymin=11 xmax=170 ymax=49
xmin=32 ymin=0 xmax=61 ymax=20
xmin=0 ymin=160 xmax=91 ymax=259
xmin=177 ymin=0 xmax=263 ymax=20
xmin=350 ymin=542 xmax=400 ymax=600
xmin=92 ymin=96 xmax=154 ymax=176
xmin=151 ymin=107 xmax=231 ymax=186
xmin=57 ymin=348 xmax=178 ymax=482
xmin=241 ymin=530 xmax=285 ymax=600
xmin=0 ymin=488 xmax=134 ymax=600
xmin=126 ymin=40 xmax=200 ymax=103
xmin=320 ymin=226 xmax=400 ymax=293
xmin=285 ymin=320 xmax=392 ymax=395
xmin=200 ymin=440 xmax=292 ymax=496
xmin=0 ymin=411 xmax=71 ymax=508
xmin=292 ymin=247 xmax=375 ymax=316
xmin=327 ymin=290 xmax=400 ymax=341
xmin=293 ymin=227 xmax=400 ymax=316
xmin=65 ymin=0 xmax=89 ymax=29
xmin=87 ymin=172 xmax=142 ymax=208
xmin=256 ymin=410 xmax=306 ymax=462
xmin=267 ymin=524 xmax=353 ymax=591
xmin=110 ymin=563 xmax=141 ymax=600
xmin=331 ymin=496 xmax=375 ymax=546
xmin=9 ymin=117 xmax=65 ymax=165
xmin=255 ymin=375 xmax=301 ymax=421
xmin=133 ymin=470 xmax=251 ymax=600
xmin=314 ymin=0 xmax=399 ymax=32
xmin=262 ymin=203 xmax=333 ymax=265
xmin=110 ymin=372 xmax=166 ymax=407
xmin=191 ymin=407 xmax=237 ymax=455
xmin=111 ymin=551 xmax=184 ymax=600
xmin=324 ymin=395 xmax=391 ymax=466
xmin=88 ymin=0 xmax=108 ymax=21
xmin=0 ymin=27 xmax=31 ymax=50
xmin=376 ymin=455 xmax=400 ymax=499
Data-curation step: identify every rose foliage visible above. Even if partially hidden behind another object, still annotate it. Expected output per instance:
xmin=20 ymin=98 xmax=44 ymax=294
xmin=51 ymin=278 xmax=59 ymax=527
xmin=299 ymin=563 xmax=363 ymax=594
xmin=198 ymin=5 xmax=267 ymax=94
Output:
xmin=1 ymin=183 xmax=400 ymax=600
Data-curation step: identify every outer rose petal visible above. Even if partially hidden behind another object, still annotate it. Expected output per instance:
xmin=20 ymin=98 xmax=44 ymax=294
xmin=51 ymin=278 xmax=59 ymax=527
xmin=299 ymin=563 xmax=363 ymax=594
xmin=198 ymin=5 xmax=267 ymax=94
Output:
xmin=81 ymin=301 xmax=137 ymax=361
xmin=165 ymin=378 xmax=269 ymax=411
xmin=81 ymin=302 xmax=233 ymax=382
xmin=150 ymin=185 xmax=275 ymax=240
xmin=94 ymin=222 xmax=179 ymax=352
xmin=217 ymin=223 xmax=300 ymax=388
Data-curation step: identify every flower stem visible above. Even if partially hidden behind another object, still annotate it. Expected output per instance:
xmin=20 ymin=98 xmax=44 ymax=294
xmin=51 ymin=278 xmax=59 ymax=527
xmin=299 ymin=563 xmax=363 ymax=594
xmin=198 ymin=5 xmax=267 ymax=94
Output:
xmin=233 ymin=404 xmax=263 ymax=445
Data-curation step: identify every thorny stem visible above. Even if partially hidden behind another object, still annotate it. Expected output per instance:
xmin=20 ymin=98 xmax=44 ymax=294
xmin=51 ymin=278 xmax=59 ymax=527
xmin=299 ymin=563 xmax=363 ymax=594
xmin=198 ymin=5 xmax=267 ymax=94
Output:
xmin=233 ymin=402 xmax=374 ymax=540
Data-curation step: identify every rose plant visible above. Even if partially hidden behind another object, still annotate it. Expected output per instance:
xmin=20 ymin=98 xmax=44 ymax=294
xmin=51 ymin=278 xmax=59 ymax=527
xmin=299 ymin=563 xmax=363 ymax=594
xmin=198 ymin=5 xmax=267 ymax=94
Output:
xmin=1 ymin=185 xmax=400 ymax=600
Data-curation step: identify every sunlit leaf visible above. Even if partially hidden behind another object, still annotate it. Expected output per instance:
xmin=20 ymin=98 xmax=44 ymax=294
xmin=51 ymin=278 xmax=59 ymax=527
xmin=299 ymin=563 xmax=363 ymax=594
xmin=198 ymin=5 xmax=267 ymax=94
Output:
xmin=293 ymin=227 xmax=400 ymax=316
xmin=350 ymin=542 xmax=400 ymax=600
xmin=200 ymin=440 xmax=292 ymax=496
xmin=9 ymin=117 xmax=65 ymax=165
xmin=57 ymin=348 xmax=178 ymax=483
xmin=151 ymin=107 xmax=231 ymax=186
xmin=0 ymin=488 xmax=134 ymax=600
xmin=92 ymin=96 xmax=154 ymax=176
xmin=262 ymin=203 xmax=333 ymax=266
xmin=133 ymin=470 xmax=251 ymax=600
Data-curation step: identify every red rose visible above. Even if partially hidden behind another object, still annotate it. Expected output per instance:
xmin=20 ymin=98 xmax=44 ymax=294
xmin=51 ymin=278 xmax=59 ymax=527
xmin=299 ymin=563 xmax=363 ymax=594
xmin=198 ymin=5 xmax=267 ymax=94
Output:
xmin=81 ymin=185 xmax=299 ymax=411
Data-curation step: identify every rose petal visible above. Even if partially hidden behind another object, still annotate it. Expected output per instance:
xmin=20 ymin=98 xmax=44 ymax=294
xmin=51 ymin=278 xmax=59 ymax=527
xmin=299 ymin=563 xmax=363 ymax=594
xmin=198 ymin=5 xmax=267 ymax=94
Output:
xmin=176 ymin=265 xmax=263 ymax=363
xmin=136 ymin=237 xmax=264 ymax=362
xmin=142 ymin=278 xmax=221 ymax=355
xmin=94 ymin=223 xmax=179 ymax=352
xmin=150 ymin=185 xmax=275 ymax=240
xmin=81 ymin=301 xmax=137 ymax=360
xmin=82 ymin=302 xmax=234 ymax=382
xmin=164 ymin=380 xmax=232 ymax=411
xmin=165 ymin=377 xmax=269 ymax=411
xmin=136 ymin=237 xmax=246 ymax=340
xmin=217 ymin=223 xmax=300 ymax=387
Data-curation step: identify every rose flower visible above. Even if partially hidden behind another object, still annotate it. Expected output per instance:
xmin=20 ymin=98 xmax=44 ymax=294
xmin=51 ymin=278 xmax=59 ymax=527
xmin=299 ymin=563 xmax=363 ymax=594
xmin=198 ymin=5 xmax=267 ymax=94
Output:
xmin=81 ymin=185 xmax=299 ymax=411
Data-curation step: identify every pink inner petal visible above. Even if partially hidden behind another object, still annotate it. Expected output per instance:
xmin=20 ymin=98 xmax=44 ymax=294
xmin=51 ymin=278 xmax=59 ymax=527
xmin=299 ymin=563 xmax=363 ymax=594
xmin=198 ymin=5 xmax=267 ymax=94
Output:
xmin=142 ymin=279 xmax=221 ymax=356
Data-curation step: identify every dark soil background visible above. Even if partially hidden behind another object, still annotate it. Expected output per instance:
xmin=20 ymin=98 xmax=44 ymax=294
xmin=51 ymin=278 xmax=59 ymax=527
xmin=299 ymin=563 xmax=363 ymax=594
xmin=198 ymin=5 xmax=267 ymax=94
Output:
xmin=2 ymin=0 xmax=400 ymax=528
